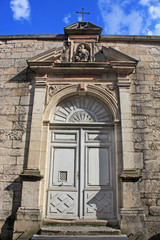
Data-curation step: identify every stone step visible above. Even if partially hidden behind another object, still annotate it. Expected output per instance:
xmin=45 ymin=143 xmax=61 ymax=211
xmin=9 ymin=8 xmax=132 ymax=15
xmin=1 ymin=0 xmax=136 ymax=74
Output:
xmin=32 ymin=235 xmax=128 ymax=240
xmin=42 ymin=219 xmax=117 ymax=227
xmin=39 ymin=225 xmax=121 ymax=237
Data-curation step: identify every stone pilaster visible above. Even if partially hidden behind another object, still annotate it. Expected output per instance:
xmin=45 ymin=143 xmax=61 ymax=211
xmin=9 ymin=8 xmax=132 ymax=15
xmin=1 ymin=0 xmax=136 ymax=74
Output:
xmin=117 ymin=74 xmax=146 ymax=239
xmin=14 ymin=75 xmax=47 ymax=235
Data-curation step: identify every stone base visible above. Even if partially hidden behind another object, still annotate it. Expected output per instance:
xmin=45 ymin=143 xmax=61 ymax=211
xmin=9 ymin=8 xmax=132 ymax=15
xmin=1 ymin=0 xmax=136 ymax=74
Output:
xmin=120 ymin=208 xmax=147 ymax=240
xmin=13 ymin=207 xmax=42 ymax=240
xmin=146 ymin=216 xmax=160 ymax=239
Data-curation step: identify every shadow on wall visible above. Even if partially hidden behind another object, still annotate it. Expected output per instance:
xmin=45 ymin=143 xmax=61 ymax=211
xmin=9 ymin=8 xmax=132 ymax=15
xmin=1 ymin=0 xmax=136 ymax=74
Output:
xmin=148 ymin=234 xmax=160 ymax=240
xmin=0 ymin=68 xmax=34 ymax=239
xmin=0 ymin=178 xmax=22 ymax=240
xmin=7 ymin=67 xmax=35 ymax=170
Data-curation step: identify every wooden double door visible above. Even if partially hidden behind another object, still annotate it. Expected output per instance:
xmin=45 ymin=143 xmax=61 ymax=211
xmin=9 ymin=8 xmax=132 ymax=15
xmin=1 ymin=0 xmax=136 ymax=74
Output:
xmin=47 ymin=127 xmax=116 ymax=220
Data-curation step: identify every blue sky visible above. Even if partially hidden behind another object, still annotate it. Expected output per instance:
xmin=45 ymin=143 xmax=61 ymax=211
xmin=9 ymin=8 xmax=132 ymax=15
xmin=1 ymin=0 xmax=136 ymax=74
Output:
xmin=1 ymin=0 xmax=160 ymax=35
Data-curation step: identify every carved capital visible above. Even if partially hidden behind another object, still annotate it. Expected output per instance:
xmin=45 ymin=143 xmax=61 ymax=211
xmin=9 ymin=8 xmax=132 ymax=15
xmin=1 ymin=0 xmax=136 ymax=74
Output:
xmin=117 ymin=74 xmax=131 ymax=88
xmin=120 ymin=169 xmax=142 ymax=182
xmin=20 ymin=169 xmax=43 ymax=181
xmin=35 ymin=74 xmax=47 ymax=87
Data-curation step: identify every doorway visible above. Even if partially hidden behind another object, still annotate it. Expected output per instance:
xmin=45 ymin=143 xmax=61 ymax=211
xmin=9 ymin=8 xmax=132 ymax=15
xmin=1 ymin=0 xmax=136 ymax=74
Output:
xmin=46 ymin=127 xmax=116 ymax=220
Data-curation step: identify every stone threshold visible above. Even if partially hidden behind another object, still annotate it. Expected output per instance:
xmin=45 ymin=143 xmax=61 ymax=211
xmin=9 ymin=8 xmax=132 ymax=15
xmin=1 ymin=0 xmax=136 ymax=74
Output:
xmin=32 ymin=235 xmax=128 ymax=240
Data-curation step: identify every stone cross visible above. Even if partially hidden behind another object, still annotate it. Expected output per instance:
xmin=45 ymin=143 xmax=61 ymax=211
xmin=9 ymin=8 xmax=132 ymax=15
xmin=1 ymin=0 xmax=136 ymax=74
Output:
xmin=76 ymin=8 xmax=90 ymax=22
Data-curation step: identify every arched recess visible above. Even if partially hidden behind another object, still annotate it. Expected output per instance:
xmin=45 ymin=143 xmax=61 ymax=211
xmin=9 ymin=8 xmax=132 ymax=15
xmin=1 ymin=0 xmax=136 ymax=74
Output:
xmin=41 ymin=84 xmax=122 ymax=221
xmin=52 ymin=95 xmax=113 ymax=123
xmin=43 ymin=84 xmax=120 ymax=123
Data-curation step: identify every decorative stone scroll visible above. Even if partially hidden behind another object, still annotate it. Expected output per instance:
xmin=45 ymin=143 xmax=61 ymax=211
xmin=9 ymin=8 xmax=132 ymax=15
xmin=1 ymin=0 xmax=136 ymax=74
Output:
xmin=48 ymin=85 xmax=69 ymax=103
xmin=52 ymin=95 xmax=113 ymax=123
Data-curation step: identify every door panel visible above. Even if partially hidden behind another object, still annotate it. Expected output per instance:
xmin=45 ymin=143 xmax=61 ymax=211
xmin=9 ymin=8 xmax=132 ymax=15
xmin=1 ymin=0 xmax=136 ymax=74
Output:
xmin=84 ymin=190 xmax=114 ymax=219
xmin=47 ymin=128 xmax=116 ymax=220
xmin=52 ymin=147 xmax=76 ymax=186
xmin=83 ymin=129 xmax=115 ymax=219
xmin=87 ymin=147 xmax=110 ymax=186
xmin=47 ymin=130 xmax=79 ymax=219
xmin=47 ymin=191 xmax=78 ymax=218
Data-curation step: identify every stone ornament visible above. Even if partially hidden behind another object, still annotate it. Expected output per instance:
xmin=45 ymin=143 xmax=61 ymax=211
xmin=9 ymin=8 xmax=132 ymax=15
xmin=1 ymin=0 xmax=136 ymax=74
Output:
xmin=75 ymin=44 xmax=90 ymax=62
xmin=61 ymin=46 xmax=69 ymax=63
xmin=52 ymin=95 xmax=113 ymax=123
xmin=48 ymin=85 xmax=69 ymax=103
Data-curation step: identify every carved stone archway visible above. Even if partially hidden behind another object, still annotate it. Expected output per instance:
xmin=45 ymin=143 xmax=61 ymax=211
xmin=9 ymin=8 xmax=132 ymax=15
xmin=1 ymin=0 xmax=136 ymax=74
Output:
xmin=46 ymin=93 xmax=118 ymax=220
xmin=14 ymin=25 xmax=146 ymax=237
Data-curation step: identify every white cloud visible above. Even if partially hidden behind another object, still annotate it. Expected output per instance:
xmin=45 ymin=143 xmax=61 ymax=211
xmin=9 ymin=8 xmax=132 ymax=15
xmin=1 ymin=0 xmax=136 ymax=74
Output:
xmin=139 ymin=0 xmax=151 ymax=6
xmin=78 ymin=16 xmax=82 ymax=22
xmin=127 ymin=11 xmax=143 ymax=35
xmin=10 ymin=0 xmax=31 ymax=21
xmin=98 ymin=0 xmax=160 ymax=35
xmin=148 ymin=23 xmax=160 ymax=35
xmin=63 ymin=14 xmax=71 ymax=24
xmin=98 ymin=0 xmax=143 ymax=35
xmin=149 ymin=4 xmax=160 ymax=19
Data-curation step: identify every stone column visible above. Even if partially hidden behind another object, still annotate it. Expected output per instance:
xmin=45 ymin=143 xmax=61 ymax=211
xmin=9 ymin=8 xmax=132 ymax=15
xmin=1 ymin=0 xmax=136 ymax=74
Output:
xmin=118 ymin=74 xmax=146 ymax=239
xmin=14 ymin=75 xmax=47 ymax=236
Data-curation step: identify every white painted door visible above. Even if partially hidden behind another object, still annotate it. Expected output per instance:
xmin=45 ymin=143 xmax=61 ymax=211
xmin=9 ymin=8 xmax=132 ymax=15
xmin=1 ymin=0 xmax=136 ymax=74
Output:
xmin=47 ymin=128 xmax=116 ymax=220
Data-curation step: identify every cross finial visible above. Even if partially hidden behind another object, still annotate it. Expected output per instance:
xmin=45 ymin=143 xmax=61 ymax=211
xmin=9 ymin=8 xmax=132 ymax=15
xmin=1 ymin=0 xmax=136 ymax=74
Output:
xmin=76 ymin=8 xmax=90 ymax=22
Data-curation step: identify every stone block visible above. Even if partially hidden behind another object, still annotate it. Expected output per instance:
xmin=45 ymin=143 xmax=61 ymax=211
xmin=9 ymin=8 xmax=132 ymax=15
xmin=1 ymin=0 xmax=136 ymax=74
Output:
xmin=21 ymin=181 xmax=40 ymax=208
xmin=21 ymin=52 xmax=35 ymax=59
xmin=0 ymin=52 xmax=6 ymax=58
xmin=15 ymin=106 xmax=29 ymax=114
xmin=0 ymin=165 xmax=3 ymax=174
xmin=123 ymin=182 xmax=141 ymax=208
xmin=20 ymin=96 xmax=30 ymax=106
xmin=6 ymin=52 xmax=21 ymax=58
xmin=8 ymin=130 xmax=24 ymax=140
xmin=3 ymin=67 xmax=18 ymax=75
xmin=15 ymin=59 xmax=27 ymax=68
xmin=44 ymin=41 xmax=63 ymax=50
xmin=0 ymin=59 xmax=14 ymax=68
xmin=134 ymin=152 xmax=143 ymax=169
xmin=2 ymin=201 xmax=13 ymax=211
xmin=8 ymin=148 xmax=24 ymax=157
xmin=120 ymin=209 xmax=146 ymax=239
xmin=11 ymin=88 xmax=22 ymax=97
xmin=19 ymin=113 xmax=31 ymax=122
xmin=12 ymin=140 xmax=23 ymax=149
xmin=149 ymin=206 xmax=160 ymax=216
xmin=0 ymin=156 xmax=16 ymax=165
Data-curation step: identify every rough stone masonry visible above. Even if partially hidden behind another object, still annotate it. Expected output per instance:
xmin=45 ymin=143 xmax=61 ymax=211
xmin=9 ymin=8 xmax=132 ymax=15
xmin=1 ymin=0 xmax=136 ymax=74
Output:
xmin=0 ymin=22 xmax=160 ymax=240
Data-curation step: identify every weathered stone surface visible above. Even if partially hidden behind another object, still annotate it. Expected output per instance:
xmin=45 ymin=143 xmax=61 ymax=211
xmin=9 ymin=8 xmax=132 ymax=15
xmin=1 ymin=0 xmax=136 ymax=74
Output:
xmin=0 ymin=30 xmax=160 ymax=240
xmin=149 ymin=206 xmax=160 ymax=216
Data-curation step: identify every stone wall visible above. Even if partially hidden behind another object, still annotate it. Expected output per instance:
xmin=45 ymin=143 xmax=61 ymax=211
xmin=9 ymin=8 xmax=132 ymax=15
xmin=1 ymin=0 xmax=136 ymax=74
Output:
xmin=0 ymin=38 xmax=63 ymax=239
xmin=110 ymin=41 xmax=160 ymax=238
xmin=0 ymin=36 xmax=160 ymax=239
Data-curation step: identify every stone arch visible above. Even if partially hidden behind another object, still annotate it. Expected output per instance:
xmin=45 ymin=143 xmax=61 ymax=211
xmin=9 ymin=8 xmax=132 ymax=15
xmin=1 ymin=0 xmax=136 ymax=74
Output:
xmin=43 ymin=84 xmax=120 ymax=124
xmin=52 ymin=95 xmax=113 ymax=123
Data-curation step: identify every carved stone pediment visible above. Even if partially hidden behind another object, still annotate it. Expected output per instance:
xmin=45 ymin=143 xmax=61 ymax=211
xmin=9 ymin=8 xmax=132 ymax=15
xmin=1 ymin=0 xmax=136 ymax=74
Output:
xmin=95 ymin=46 xmax=138 ymax=62
xmin=27 ymin=45 xmax=138 ymax=75
xmin=27 ymin=46 xmax=64 ymax=64
xmin=27 ymin=21 xmax=138 ymax=75
xmin=28 ymin=46 xmax=137 ymax=64
xmin=64 ymin=22 xmax=102 ymax=35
